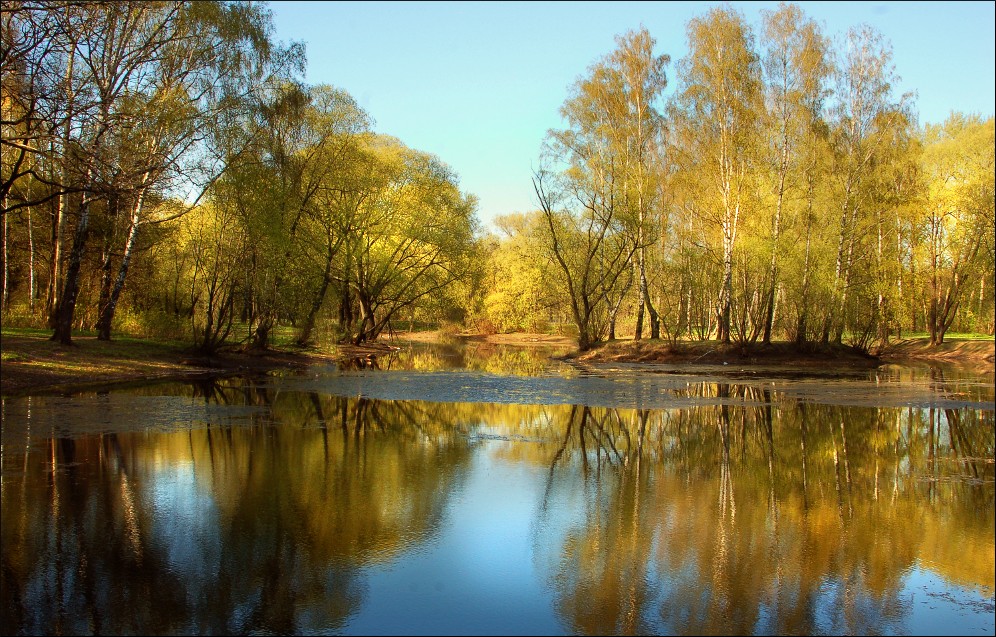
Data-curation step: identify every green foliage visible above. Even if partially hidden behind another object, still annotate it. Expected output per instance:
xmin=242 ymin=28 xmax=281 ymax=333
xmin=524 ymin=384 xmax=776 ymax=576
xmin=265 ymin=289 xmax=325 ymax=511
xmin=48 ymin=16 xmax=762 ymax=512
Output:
xmin=479 ymin=213 xmax=561 ymax=333
xmin=1 ymin=2 xmax=992 ymax=349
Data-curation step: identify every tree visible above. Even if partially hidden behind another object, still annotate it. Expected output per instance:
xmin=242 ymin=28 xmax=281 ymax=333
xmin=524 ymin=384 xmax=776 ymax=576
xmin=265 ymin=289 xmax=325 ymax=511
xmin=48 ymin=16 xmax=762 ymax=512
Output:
xmin=222 ymin=82 xmax=367 ymax=349
xmin=533 ymin=168 xmax=634 ymax=351
xmin=92 ymin=0 xmax=281 ymax=341
xmin=759 ymin=2 xmax=831 ymax=343
xmin=0 ymin=1 xmax=72 ymax=219
xmin=184 ymin=200 xmax=248 ymax=354
xmin=670 ymin=6 xmax=765 ymax=343
xmin=919 ymin=114 xmax=995 ymax=344
xmin=480 ymin=212 xmax=563 ymax=333
xmin=341 ymin=138 xmax=478 ymax=345
xmin=293 ymin=99 xmax=373 ymax=345
xmin=48 ymin=2 xmax=183 ymax=344
xmin=31 ymin=1 xmax=282 ymax=345
xmin=597 ymin=28 xmax=670 ymax=340
xmin=824 ymin=25 xmax=910 ymax=343
xmin=2 ymin=2 xmax=82 ymax=317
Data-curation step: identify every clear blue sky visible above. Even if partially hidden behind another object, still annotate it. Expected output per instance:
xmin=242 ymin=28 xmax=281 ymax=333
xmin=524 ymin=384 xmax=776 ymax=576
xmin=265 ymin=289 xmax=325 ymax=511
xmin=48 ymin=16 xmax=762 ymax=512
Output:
xmin=267 ymin=1 xmax=996 ymax=229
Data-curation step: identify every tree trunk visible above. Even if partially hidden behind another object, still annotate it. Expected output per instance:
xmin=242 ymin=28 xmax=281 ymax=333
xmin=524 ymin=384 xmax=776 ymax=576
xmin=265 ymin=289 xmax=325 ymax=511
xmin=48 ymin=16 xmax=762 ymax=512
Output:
xmin=297 ymin=244 xmax=335 ymax=345
xmin=764 ymin=123 xmax=789 ymax=345
xmin=51 ymin=187 xmax=95 ymax=345
xmin=645 ymin=279 xmax=660 ymax=339
xmin=577 ymin=329 xmax=593 ymax=352
xmin=796 ymin=213 xmax=812 ymax=346
xmin=928 ymin=228 xmax=940 ymax=346
xmin=252 ymin=318 xmax=273 ymax=349
xmin=27 ymin=206 xmax=35 ymax=313
xmin=338 ymin=283 xmax=354 ymax=331
xmin=47 ymin=184 xmax=65 ymax=319
xmin=96 ymin=193 xmax=123 ymax=321
xmin=353 ymin=291 xmax=375 ymax=345
xmin=96 ymin=246 xmax=115 ymax=333
xmin=719 ymin=249 xmax=733 ymax=344
xmin=1 ymin=201 xmax=8 ymax=314
xmin=97 ymin=187 xmax=147 ymax=340
xmin=47 ymin=42 xmax=75 ymax=321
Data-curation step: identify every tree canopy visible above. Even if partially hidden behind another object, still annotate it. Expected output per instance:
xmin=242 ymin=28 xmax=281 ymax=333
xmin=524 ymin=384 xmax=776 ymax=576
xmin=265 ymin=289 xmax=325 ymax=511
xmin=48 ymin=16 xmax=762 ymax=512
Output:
xmin=2 ymin=2 xmax=992 ymax=351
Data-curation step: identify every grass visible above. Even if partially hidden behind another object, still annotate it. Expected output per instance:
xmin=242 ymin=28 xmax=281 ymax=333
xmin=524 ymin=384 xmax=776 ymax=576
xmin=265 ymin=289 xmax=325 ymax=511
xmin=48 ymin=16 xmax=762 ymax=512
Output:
xmin=895 ymin=331 xmax=994 ymax=341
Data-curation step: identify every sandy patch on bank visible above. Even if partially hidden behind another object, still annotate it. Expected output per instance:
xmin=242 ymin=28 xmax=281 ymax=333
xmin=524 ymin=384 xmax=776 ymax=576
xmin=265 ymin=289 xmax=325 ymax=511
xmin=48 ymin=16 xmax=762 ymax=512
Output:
xmin=390 ymin=331 xmax=574 ymax=347
xmin=878 ymin=338 xmax=995 ymax=364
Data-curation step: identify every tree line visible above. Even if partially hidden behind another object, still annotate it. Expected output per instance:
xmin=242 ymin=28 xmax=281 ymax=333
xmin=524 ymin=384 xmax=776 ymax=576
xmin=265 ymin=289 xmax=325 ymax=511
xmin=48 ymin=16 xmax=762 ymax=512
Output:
xmin=2 ymin=2 xmax=993 ymax=353
xmin=483 ymin=4 xmax=994 ymax=350
xmin=1 ymin=0 xmax=478 ymax=352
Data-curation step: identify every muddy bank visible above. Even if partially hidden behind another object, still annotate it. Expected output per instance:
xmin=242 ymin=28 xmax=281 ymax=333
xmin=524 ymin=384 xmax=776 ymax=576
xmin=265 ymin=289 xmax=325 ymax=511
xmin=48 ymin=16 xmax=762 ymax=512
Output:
xmin=0 ymin=330 xmax=570 ymax=397
xmin=0 ymin=333 xmax=335 ymax=397
xmin=393 ymin=329 xmax=575 ymax=348
xmin=568 ymin=337 xmax=995 ymax=368
xmin=3 ymin=330 xmax=990 ymax=397
xmin=570 ymin=339 xmax=882 ymax=368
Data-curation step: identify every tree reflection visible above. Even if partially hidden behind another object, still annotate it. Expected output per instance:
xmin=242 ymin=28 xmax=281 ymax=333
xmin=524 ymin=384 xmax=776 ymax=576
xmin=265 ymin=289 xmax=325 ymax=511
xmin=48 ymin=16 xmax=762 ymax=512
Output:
xmin=2 ymin=376 xmax=992 ymax=635
xmin=1 ymin=391 xmax=473 ymax=634
xmin=532 ymin=384 xmax=994 ymax=635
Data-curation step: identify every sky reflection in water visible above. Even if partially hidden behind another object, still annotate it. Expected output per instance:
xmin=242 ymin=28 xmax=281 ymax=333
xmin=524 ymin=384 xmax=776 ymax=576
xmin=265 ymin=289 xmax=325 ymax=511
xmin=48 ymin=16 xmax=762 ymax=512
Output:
xmin=1 ymin=342 xmax=993 ymax=635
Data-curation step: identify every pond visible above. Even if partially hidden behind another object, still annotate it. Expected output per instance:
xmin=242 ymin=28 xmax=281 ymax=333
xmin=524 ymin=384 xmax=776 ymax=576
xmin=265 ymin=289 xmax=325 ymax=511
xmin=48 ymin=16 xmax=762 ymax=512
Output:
xmin=1 ymin=339 xmax=994 ymax=635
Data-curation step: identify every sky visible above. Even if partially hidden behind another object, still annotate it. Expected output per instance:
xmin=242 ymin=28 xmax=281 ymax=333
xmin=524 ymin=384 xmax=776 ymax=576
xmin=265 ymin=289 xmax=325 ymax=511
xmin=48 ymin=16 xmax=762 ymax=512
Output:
xmin=267 ymin=1 xmax=996 ymax=229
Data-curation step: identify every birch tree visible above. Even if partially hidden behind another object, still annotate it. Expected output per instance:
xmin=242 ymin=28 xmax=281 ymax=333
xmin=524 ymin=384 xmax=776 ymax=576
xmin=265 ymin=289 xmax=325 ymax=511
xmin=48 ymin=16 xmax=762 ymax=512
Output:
xmin=759 ymin=3 xmax=830 ymax=343
xmin=670 ymin=6 xmax=764 ymax=343
xmin=824 ymin=25 xmax=910 ymax=343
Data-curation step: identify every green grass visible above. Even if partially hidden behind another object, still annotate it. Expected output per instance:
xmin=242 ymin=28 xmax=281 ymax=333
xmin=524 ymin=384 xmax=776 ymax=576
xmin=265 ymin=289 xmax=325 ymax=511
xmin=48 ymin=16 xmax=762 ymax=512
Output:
xmin=0 ymin=326 xmax=53 ymax=339
xmin=897 ymin=331 xmax=994 ymax=341
xmin=1 ymin=325 xmax=189 ymax=349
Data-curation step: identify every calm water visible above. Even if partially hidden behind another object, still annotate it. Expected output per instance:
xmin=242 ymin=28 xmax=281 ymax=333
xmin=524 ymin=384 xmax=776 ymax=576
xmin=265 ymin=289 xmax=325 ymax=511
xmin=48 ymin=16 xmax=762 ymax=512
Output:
xmin=1 ymin=340 xmax=994 ymax=635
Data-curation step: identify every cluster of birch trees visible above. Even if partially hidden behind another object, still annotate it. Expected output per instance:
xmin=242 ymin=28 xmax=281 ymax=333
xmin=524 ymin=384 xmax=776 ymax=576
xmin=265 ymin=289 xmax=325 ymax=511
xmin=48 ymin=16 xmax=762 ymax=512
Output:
xmin=1 ymin=1 xmax=478 ymax=350
xmin=482 ymin=4 xmax=994 ymax=350
xmin=3 ymin=3 xmax=992 ymax=353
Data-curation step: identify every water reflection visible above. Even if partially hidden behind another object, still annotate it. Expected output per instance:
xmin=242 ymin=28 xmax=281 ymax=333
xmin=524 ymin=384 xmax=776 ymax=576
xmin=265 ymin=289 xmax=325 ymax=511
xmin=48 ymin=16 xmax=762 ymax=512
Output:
xmin=530 ymin=392 xmax=994 ymax=635
xmin=2 ymin=391 xmax=473 ymax=634
xmin=342 ymin=336 xmax=572 ymax=375
xmin=1 ymin=374 xmax=993 ymax=635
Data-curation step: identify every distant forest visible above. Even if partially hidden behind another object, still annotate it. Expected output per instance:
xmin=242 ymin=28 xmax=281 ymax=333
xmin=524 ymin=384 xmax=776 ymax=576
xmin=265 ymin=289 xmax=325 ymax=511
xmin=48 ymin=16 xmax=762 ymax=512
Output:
xmin=2 ymin=2 xmax=993 ymax=351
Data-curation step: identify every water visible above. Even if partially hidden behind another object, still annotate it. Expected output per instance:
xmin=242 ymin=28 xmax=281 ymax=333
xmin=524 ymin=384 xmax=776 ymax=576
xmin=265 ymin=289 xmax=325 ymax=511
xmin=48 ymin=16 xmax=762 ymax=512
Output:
xmin=1 ymin=339 xmax=993 ymax=635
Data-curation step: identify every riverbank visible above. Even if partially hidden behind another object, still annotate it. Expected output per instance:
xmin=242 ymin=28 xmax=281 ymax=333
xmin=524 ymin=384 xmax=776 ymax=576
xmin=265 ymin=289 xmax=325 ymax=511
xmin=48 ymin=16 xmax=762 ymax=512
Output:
xmin=2 ymin=329 xmax=992 ymax=397
xmin=0 ymin=330 xmax=336 ymax=397
xmin=570 ymin=336 xmax=994 ymax=367
xmin=569 ymin=339 xmax=880 ymax=367
xmin=877 ymin=337 xmax=996 ymax=364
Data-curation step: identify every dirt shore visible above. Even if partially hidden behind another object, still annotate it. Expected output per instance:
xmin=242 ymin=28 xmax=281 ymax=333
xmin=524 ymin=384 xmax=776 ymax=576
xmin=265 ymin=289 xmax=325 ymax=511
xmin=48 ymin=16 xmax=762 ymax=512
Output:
xmin=2 ymin=330 xmax=992 ymax=397
xmin=571 ymin=337 xmax=995 ymax=368
xmin=877 ymin=338 xmax=995 ymax=364
xmin=0 ymin=332 xmax=336 ymax=397
xmin=570 ymin=339 xmax=880 ymax=367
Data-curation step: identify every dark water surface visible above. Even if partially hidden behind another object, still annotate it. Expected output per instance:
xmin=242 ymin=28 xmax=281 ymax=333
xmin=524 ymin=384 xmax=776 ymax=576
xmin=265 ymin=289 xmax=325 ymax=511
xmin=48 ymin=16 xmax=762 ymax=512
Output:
xmin=2 ymin=340 xmax=993 ymax=635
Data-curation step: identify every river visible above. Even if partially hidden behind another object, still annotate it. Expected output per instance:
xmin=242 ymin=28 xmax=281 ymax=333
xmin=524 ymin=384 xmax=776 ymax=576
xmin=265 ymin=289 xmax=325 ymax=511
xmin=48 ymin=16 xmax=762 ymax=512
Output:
xmin=1 ymin=339 xmax=993 ymax=635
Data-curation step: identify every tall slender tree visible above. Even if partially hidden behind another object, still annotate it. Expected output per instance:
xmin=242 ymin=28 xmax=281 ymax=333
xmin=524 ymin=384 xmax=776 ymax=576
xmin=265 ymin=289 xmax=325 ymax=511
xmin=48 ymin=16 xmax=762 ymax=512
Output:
xmin=670 ymin=6 xmax=764 ymax=343
xmin=824 ymin=25 xmax=910 ymax=343
xmin=759 ymin=3 xmax=831 ymax=343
